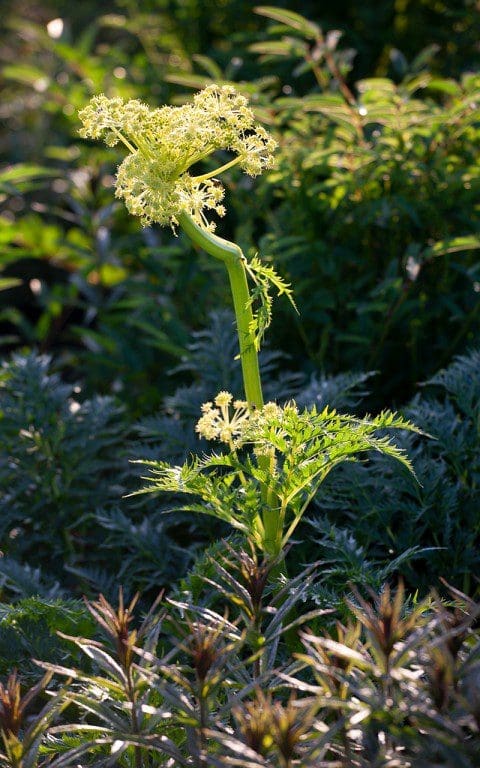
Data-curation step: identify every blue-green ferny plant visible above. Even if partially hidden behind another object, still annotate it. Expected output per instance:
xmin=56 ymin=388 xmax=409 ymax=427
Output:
xmin=79 ymin=85 xmax=418 ymax=559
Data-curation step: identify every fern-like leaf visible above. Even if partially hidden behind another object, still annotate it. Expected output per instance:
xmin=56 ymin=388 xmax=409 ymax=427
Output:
xmin=245 ymin=255 xmax=297 ymax=350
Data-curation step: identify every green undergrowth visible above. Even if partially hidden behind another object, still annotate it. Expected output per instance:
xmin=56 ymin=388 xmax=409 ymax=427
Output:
xmin=1 ymin=554 xmax=479 ymax=767
xmin=1 ymin=338 xmax=479 ymax=611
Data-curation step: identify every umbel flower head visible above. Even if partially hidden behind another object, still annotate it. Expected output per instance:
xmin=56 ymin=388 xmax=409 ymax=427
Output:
xmin=195 ymin=391 xmax=285 ymax=446
xmin=78 ymin=85 xmax=277 ymax=230
xmin=196 ymin=391 xmax=250 ymax=444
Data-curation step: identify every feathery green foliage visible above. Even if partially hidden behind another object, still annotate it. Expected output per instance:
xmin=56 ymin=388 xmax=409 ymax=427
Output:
xmin=136 ymin=400 xmax=419 ymax=557
xmin=0 ymin=598 xmax=95 ymax=681
xmin=0 ymin=353 xmax=126 ymax=588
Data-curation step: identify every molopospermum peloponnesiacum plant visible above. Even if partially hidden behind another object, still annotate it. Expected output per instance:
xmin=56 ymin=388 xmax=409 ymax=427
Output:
xmin=80 ymin=84 xmax=419 ymax=566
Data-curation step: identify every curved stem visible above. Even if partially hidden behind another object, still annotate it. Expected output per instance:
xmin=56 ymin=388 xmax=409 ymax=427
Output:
xmin=178 ymin=212 xmax=264 ymax=409
xmin=178 ymin=214 xmax=286 ymax=563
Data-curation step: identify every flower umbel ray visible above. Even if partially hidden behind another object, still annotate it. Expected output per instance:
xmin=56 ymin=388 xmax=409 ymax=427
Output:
xmin=78 ymin=85 xmax=277 ymax=230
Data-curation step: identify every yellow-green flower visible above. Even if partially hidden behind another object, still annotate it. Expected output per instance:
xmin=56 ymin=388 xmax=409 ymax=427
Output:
xmin=78 ymin=85 xmax=277 ymax=230
xmin=196 ymin=392 xmax=250 ymax=443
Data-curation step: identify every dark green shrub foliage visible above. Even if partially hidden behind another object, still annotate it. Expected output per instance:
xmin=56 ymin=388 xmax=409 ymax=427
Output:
xmin=2 ymin=342 xmax=479 ymax=605
xmin=0 ymin=598 xmax=95 ymax=680
xmin=0 ymin=353 xmax=126 ymax=586
xmin=244 ymin=10 xmax=480 ymax=402
xmin=0 ymin=352 xmax=213 ymax=600
xmin=1 ymin=5 xmax=479 ymax=407
xmin=307 ymin=349 xmax=480 ymax=597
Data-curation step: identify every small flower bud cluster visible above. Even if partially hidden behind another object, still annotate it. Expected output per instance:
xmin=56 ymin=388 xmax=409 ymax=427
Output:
xmin=78 ymin=85 xmax=277 ymax=230
xmin=246 ymin=401 xmax=298 ymax=456
xmin=195 ymin=391 xmax=250 ymax=444
xmin=195 ymin=393 xmax=298 ymax=448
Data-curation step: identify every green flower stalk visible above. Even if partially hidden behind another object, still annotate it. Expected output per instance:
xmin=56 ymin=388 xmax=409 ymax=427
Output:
xmin=79 ymin=84 xmax=283 ymax=407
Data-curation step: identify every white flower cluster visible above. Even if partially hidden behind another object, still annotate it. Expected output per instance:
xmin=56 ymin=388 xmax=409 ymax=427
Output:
xmin=195 ymin=392 xmax=296 ymax=448
xmin=78 ymin=85 xmax=277 ymax=229
xmin=195 ymin=391 xmax=250 ymax=444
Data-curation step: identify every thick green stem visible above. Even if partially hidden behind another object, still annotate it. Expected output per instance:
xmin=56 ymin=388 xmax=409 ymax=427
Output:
xmin=178 ymin=214 xmax=286 ymax=563
xmin=178 ymin=213 xmax=263 ymax=409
